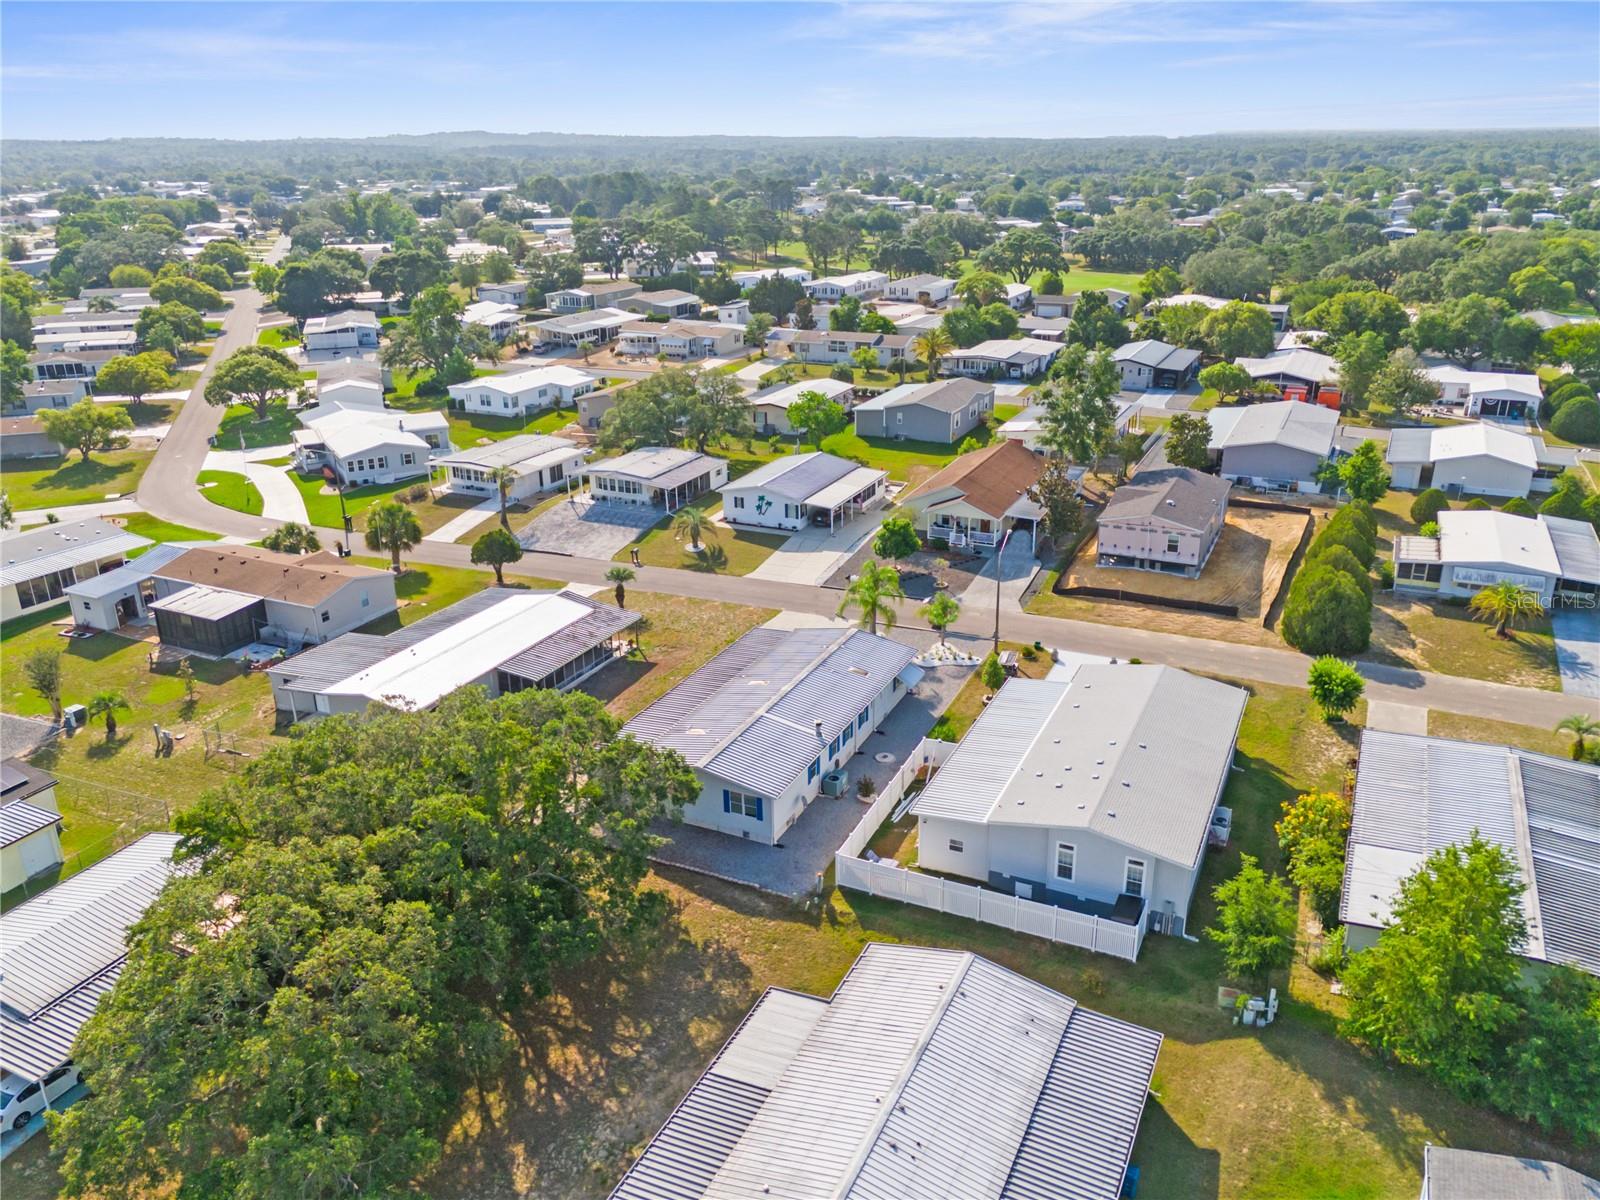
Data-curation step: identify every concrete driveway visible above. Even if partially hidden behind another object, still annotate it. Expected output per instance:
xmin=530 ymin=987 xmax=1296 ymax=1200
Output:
xmin=746 ymin=512 xmax=885 ymax=585
xmin=1551 ymin=608 xmax=1600 ymax=699
xmin=518 ymin=494 xmax=661 ymax=559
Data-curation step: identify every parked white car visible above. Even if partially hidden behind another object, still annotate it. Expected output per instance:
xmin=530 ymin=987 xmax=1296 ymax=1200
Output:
xmin=0 ymin=1062 xmax=82 ymax=1130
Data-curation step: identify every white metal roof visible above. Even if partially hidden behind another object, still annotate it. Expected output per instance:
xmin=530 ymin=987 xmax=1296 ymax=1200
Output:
xmin=449 ymin=365 xmax=591 ymax=397
xmin=0 ymin=519 xmax=152 ymax=588
xmin=1236 ymin=348 xmax=1339 ymax=386
xmin=749 ymin=378 xmax=854 ymax=411
xmin=725 ymin=451 xmax=862 ymax=503
xmin=1215 ymin=400 xmax=1337 ymax=457
xmin=807 ymin=465 xmax=889 ymax=511
xmin=1437 ymin=510 xmax=1562 ymax=576
xmin=1544 ymin=514 xmax=1600 ymax=584
xmin=61 ymin=542 xmax=194 ymax=600
xmin=951 ymin=338 xmax=1061 ymax=363
xmin=436 ymin=433 xmax=580 ymax=474
xmin=0 ymin=800 xmax=59 ymax=849
xmin=148 ymin=584 xmax=261 ymax=620
xmin=1424 ymin=365 xmax=1542 ymax=400
xmin=911 ymin=667 xmax=1248 ymax=867
xmin=1384 ymin=422 xmax=1538 ymax=469
xmin=588 ymin=447 xmax=720 ymax=486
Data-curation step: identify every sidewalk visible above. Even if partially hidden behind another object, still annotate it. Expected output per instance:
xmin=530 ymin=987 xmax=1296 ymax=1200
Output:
xmin=424 ymin=496 xmax=499 ymax=543
xmin=15 ymin=498 xmax=141 ymax=527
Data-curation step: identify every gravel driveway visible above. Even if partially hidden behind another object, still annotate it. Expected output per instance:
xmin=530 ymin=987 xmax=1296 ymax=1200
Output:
xmin=518 ymin=495 xmax=662 ymax=560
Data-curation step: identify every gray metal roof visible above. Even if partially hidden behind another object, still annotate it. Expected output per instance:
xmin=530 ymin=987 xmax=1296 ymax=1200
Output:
xmin=499 ymin=600 xmax=640 ymax=683
xmin=623 ymin=628 xmax=916 ymax=797
xmin=1544 ymin=514 xmax=1600 ymax=585
xmin=854 ymin=378 xmax=991 ymax=416
xmin=2 ymin=757 xmax=56 ymax=806
xmin=588 ymin=447 xmax=721 ymax=489
xmin=611 ymin=944 xmax=1160 ymax=1200
xmin=0 ymin=834 xmax=180 ymax=1079
xmin=1423 ymin=1146 xmax=1600 ymax=1200
xmin=0 ymin=800 xmax=59 ymax=848
xmin=1100 ymin=467 xmax=1231 ymax=534
xmin=61 ymin=543 xmax=192 ymax=600
xmin=1215 ymin=400 xmax=1337 ymax=457
xmin=0 ymin=519 xmax=152 ymax=587
xmin=435 ymin=432 xmax=579 ymax=471
xmin=724 ymin=452 xmax=860 ymax=504
xmin=1111 ymin=339 xmax=1200 ymax=371
xmin=911 ymin=666 xmax=1248 ymax=867
xmin=1343 ymin=731 xmax=1600 ymax=975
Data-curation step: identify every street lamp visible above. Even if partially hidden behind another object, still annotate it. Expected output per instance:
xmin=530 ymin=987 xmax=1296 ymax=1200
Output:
xmin=993 ymin=519 xmax=1014 ymax=655
xmin=322 ymin=465 xmax=352 ymax=557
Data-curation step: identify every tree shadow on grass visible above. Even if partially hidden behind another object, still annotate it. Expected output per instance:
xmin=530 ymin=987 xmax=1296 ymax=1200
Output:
xmin=23 ymin=456 xmax=135 ymax=493
xmin=422 ymin=904 xmax=755 ymax=1200
xmin=1132 ymin=1099 xmax=1221 ymax=1200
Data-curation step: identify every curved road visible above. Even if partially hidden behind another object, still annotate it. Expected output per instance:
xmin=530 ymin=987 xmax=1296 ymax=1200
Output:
xmin=133 ymin=292 xmax=1595 ymax=732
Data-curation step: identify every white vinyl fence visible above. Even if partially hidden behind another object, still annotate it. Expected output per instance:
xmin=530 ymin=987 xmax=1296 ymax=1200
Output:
xmin=834 ymin=739 xmax=1144 ymax=963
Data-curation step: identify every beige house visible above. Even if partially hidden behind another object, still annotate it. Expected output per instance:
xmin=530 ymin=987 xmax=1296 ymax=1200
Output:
xmin=899 ymin=440 xmax=1046 ymax=553
xmin=1 ymin=758 xmax=62 ymax=885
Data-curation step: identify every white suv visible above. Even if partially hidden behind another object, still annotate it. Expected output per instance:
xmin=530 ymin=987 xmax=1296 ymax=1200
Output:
xmin=0 ymin=1063 xmax=83 ymax=1130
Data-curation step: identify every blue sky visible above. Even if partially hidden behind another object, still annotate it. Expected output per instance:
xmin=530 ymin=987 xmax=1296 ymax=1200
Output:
xmin=3 ymin=1 xmax=1596 ymax=141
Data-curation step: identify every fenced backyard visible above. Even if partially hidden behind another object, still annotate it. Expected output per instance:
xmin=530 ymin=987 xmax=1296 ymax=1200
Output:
xmin=833 ymin=737 xmax=1146 ymax=962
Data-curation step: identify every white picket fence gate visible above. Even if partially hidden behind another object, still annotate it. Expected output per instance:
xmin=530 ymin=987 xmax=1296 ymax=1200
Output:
xmin=834 ymin=739 xmax=1145 ymax=963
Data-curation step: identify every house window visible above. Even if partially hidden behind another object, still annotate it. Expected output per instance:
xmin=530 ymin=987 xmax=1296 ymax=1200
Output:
xmin=827 ymin=735 xmax=840 ymax=757
xmin=857 ymin=706 xmax=869 ymax=731
xmin=948 ymin=839 xmax=964 ymax=853
xmin=807 ymin=757 xmax=821 ymax=783
xmin=733 ymin=495 xmax=745 ymax=510
xmin=402 ymin=452 xmax=416 ymax=466
xmin=724 ymin=789 xmax=762 ymax=819
xmin=320 ymin=610 xmax=331 ymax=623
xmin=360 ymin=590 xmax=370 ymax=608
xmin=1124 ymin=858 xmax=1147 ymax=898
xmin=1055 ymin=843 xmax=1076 ymax=883
xmin=1166 ymin=534 xmax=1181 ymax=554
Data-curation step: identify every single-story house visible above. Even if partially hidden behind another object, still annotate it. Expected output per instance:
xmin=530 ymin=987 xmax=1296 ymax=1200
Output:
xmin=314 ymin=375 xmax=386 ymax=412
xmin=623 ymin=626 xmax=919 ymax=842
xmin=0 ymin=834 xmax=180 ymax=1100
xmin=912 ymin=665 xmax=1248 ymax=939
xmin=1424 ymin=366 xmax=1543 ymax=418
xmin=62 ymin=542 xmax=194 ymax=632
xmin=147 ymin=546 xmax=397 ymax=653
xmin=1003 ymin=280 xmax=1033 ymax=309
xmin=803 ymin=271 xmax=888 ymax=301
xmin=716 ymin=299 xmax=750 ymax=324
xmin=27 ymin=349 xmax=117 ymax=385
xmin=1385 ymin=423 xmax=1566 ymax=498
xmin=942 ymin=337 xmax=1062 ymax=380
xmin=618 ymin=289 xmax=703 ymax=319
xmin=882 ymin=273 xmax=956 ymax=306
xmin=11 ymin=380 xmax=83 ymax=414
xmin=267 ymin=587 xmax=640 ymax=720
xmin=788 ymin=330 xmax=912 ymax=368
xmin=746 ymin=378 xmax=853 ymax=437
xmin=291 ymin=407 xmax=450 ymax=486
xmin=314 ymin=355 xmax=389 ymax=391
xmin=575 ymin=386 xmax=618 ymax=430
xmin=475 ymin=279 xmax=530 ymax=306
xmin=609 ymin=942 xmax=1162 ymax=1200
xmin=446 ymin=365 xmax=594 ymax=417
xmin=436 ymin=434 xmax=586 ymax=504
xmin=1393 ymin=510 xmax=1600 ymax=606
xmin=730 ymin=266 xmax=811 ymax=291
xmin=852 ymin=378 xmax=994 ymax=443
xmin=302 ymin=309 xmax=380 ymax=353
xmin=0 ymin=416 xmax=62 ymax=458
xmin=722 ymin=452 xmax=887 ymax=532
xmin=461 ymin=300 xmax=523 ymax=341
xmin=1015 ymin=314 xmax=1074 ymax=341
xmin=1342 ymin=730 xmax=1600 ymax=977
xmin=30 ymin=330 xmax=136 ymax=355
xmin=582 ymin=444 xmax=722 ymax=508
xmin=1208 ymin=399 xmax=1338 ymax=492
xmin=31 ymin=312 xmax=139 ymax=337
xmin=617 ymin=319 xmax=742 ymax=360
xmin=1110 ymin=339 xmax=1202 ymax=391
xmin=1151 ymin=292 xmax=1230 ymax=313
xmin=74 ymin=286 xmax=153 ymax=312
xmin=1035 ymin=289 xmax=1132 ymax=321
xmin=530 ymin=307 xmax=633 ymax=349
xmin=0 ymin=518 xmax=151 ymax=622
xmin=544 ymin=280 xmax=641 ymax=313
xmin=1419 ymin=1146 xmax=1599 ymax=1200
xmin=1 ymin=758 xmax=62 ymax=885
xmin=1235 ymin=348 xmax=1341 ymax=405
xmin=899 ymin=438 xmax=1045 ymax=552
xmin=1096 ymin=467 xmax=1231 ymax=578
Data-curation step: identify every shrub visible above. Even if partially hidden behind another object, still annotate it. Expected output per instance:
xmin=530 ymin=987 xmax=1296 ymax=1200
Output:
xmin=1463 ymin=497 xmax=1491 ymax=511
xmin=1543 ymin=380 xmax=1594 ymax=420
xmin=829 ymin=362 xmax=855 ymax=383
xmin=1550 ymin=395 xmax=1600 ymax=444
xmin=1418 ymin=520 xmax=1440 ymax=538
xmin=1282 ymin=564 xmax=1372 ymax=655
xmin=1540 ymin=480 xmax=1587 ymax=519
xmin=1308 ymin=655 xmax=1365 ymax=720
xmin=1311 ymin=925 xmax=1347 ymax=974
xmin=1315 ymin=521 xmax=1376 ymax=569
xmin=1306 ymin=543 xmax=1373 ymax=599
xmin=1409 ymin=487 xmax=1451 ymax=526
xmin=1377 ymin=560 xmax=1395 ymax=588
xmin=1500 ymin=495 xmax=1536 ymax=516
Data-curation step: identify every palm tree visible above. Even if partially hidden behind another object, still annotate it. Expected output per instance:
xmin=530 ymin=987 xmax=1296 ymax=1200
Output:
xmin=1467 ymin=580 xmax=1545 ymax=638
xmin=920 ymin=592 xmax=960 ymax=645
xmin=86 ymin=690 xmax=129 ymax=741
xmin=672 ymin=506 xmax=719 ymax=553
xmin=606 ymin=566 xmax=635 ymax=608
xmin=577 ymin=338 xmax=595 ymax=364
xmin=489 ymin=464 xmax=517 ymax=529
xmin=912 ymin=328 xmax=954 ymax=380
xmin=837 ymin=560 xmax=905 ymax=635
xmin=261 ymin=522 xmax=320 ymax=554
xmin=1556 ymin=713 xmax=1600 ymax=761
xmin=363 ymin=501 xmax=423 ymax=572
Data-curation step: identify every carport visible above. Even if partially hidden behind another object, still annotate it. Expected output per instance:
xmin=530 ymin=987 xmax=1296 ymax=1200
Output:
xmin=804 ymin=466 xmax=888 ymax=531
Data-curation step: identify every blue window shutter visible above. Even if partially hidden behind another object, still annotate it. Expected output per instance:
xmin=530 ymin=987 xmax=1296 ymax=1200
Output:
xmin=722 ymin=788 xmax=731 ymax=813
xmin=754 ymin=795 xmax=764 ymax=822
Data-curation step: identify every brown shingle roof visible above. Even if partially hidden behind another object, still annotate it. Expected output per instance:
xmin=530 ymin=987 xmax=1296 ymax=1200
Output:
xmin=912 ymin=439 xmax=1045 ymax=519
xmin=153 ymin=546 xmax=389 ymax=607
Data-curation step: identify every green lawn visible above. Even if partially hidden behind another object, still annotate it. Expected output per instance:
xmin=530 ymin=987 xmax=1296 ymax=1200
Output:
xmin=196 ymin=469 xmax=263 ymax=516
xmin=384 ymin=370 xmax=556 ymax=447
xmin=819 ymin=427 xmax=968 ymax=482
xmin=348 ymin=557 xmax=537 ymax=632
xmin=216 ymin=402 xmax=298 ymax=450
xmin=120 ymin=514 xmax=222 ymax=544
xmin=287 ymin=470 xmax=416 ymax=530
xmin=0 ymin=450 xmax=154 ymax=509
xmin=759 ymin=361 xmax=931 ymax=389
xmin=256 ymin=324 xmax=300 ymax=350
xmin=613 ymin=494 xmax=787 ymax=576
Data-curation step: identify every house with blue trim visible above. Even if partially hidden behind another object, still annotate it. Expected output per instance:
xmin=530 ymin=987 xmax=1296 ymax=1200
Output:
xmin=623 ymin=626 xmax=921 ymax=843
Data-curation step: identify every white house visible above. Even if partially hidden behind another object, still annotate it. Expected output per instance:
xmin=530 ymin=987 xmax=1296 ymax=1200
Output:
xmin=436 ymin=434 xmax=586 ymax=504
xmin=747 ymin=378 xmax=853 ymax=436
xmin=62 ymin=542 xmax=194 ymax=632
xmin=1424 ymin=366 xmax=1543 ymax=418
xmin=1 ymin=758 xmax=62 ymax=885
xmin=715 ymin=299 xmax=750 ymax=325
xmin=912 ymin=665 xmax=1248 ymax=939
xmin=616 ymin=320 xmax=743 ymax=360
xmin=267 ymin=587 xmax=640 ymax=720
xmin=461 ymin=300 xmax=523 ymax=341
xmin=722 ymin=452 xmax=887 ymax=532
xmin=586 ymin=447 xmax=727 ymax=510
xmin=803 ymin=271 xmax=888 ymax=301
xmin=302 ymin=310 xmax=380 ymax=353
xmin=531 ymin=307 xmax=633 ymax=349
xmin=883 ymin=274 xmax=956 ymax=306
xmin=1003 ymin=281 xmax=1034 ymax=309
xmin=291 ymin=407 xmax=450 ymax=486
xmin=475 ymin=279 xmax=530 ymax=306
xmin=1110 ymin=339 xmax=1202 ymax=390
xmin=787 ymin=329 xmax=913 ymax=368
xmin=942 ymin=337 xmax=1061 ymax=380
xmin=314 ymin=376 xmax=386 ymax=412
xmin=446 ymin=365 xmax=594 ymax=417
xmin=0 ymin=518 xmax=151 ymax=622
xmin=731 ymin=266 xmax=811 ymax=291
xmin=1393 ymin=510 xmax=1600 ymax=607
xmin=1385 ymin=423 xmax=1564 ymax=498
xmin=609 ymin=943 xmax=1162 ymax=1200
xmin=623 ymin=626 xmax=920 ymax=843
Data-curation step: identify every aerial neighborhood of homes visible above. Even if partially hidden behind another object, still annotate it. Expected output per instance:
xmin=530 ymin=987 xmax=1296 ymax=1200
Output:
xmin=3 ymin=161 xmax=1599 ymax=1200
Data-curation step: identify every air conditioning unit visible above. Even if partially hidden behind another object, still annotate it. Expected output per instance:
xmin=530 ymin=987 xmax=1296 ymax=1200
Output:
xmin=820 ymin=770 xmax=848 ymax=797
